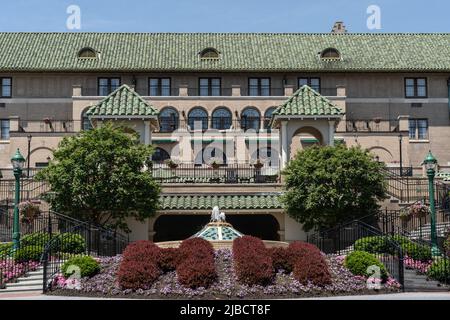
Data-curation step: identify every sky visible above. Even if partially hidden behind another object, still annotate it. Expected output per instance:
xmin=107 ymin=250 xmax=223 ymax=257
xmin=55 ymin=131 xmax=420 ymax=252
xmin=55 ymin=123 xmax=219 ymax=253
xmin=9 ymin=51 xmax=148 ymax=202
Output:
xmin=0 ymin=0 xmax=448 ymax=33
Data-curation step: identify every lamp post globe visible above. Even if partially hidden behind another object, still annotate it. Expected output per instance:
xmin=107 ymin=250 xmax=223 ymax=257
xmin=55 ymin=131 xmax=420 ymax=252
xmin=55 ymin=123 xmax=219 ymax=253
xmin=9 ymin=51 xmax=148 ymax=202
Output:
xmin=11 ymin=148 xmax=25 ymax=249
xmin=422 ymin=150 xmax=439 ymax=257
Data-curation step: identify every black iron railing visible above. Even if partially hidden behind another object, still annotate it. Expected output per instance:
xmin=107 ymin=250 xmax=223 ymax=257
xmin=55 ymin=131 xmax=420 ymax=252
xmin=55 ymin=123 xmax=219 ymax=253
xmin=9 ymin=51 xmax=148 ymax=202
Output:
xmin=42 ymin=219 xmax=128 ymax=292
xmin=307 ymin=219 xmax=405 ymax=288
xmin=337 ymin=119 xmax=399 ymax=133
xmin=151 ymin=163 xmax=280 ymax=184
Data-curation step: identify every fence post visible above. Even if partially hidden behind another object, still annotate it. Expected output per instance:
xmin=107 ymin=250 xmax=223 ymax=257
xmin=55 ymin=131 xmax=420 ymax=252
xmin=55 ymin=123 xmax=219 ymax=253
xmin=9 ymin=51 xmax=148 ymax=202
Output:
xmin=42 ymin=252 xmax=48 ymax=293
xmin=87 ymin=222 xmax=91 ymax=256
xmin=47 ymin=214 xmax=52 ymax=240
xmin=113 ymin=230 xmax=117 ymax=255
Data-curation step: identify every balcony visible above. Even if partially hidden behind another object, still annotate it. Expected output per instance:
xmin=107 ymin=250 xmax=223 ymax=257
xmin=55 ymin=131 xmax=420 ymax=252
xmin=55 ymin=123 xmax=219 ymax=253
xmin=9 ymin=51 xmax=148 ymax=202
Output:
xmin=14 ymin=120 xmax=79 ymax=133
xmin=77 ymin=85 xmax=340 ymax=98
xmin=151 ymin=163 xmax=280 ymax=184
xmin=157 ymin=118 xmax=276 ymax=133
xmin=337 ymin=119 xmax=400 ymax=133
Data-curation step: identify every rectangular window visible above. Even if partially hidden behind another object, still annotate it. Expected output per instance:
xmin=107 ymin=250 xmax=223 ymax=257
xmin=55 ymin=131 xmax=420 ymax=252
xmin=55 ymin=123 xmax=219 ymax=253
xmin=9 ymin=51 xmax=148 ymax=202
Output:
xmin=98 ymin=78 xmax=120 ymax=96
xmin=1 ymin=78 xmax=12 ymax=98
xmin=199 ymin=78 xmax=221 ymax=96
xmin=0 ymin=119 xmax=10 ymax=140
xmin=149 ymin=78 xmax=171 ymax=96
xmin=248 ymin=78 xmax=271 ymax=96
xmin=409 ymin=119 xmax=428 ymax=140
xmin=298 ymin=77 xmax=321 ymax=92
xmin=405 ymin=78 xmax=427 ymax=98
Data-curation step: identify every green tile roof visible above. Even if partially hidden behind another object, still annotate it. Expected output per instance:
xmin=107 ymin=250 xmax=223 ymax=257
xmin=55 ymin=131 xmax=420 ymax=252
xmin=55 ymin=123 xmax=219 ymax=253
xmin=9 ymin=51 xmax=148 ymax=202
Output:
xmin=272 ymin=85 xmax=343 ymax=118
xmin=159 ymin=194 xmax=282 ymax=211
xmin=1 ymin=33 xmax=450 ymax=72
xmin=86 ymin=85 xmax=158 ymax=118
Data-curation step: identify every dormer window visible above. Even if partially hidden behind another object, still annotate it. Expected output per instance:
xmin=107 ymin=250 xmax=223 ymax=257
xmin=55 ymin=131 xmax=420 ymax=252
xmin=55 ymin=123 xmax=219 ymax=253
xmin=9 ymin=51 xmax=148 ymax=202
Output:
xmin=320 ymin=48 xmax=341 ymax=61
xmin=199 ymin=48 xmax=220 ymax=60
xmin=78 ymin=47 xmax=98 ymax=59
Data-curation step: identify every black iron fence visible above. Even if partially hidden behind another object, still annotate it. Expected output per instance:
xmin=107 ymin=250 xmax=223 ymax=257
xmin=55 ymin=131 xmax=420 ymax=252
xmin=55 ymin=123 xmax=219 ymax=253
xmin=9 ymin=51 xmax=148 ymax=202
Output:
xmin=0 ymin=208 xmax=128 ymax=290
xmin=307 ymin=220 xmax=405 ymax=288
xmin=0 ymin=178 xmax=49 ymax=203
xmin=151 ymin=163 xmax=280 ymax=184
xmin=42 ymin=219 xmax=128 ymax=292
xmin=338 ymin=119 xmax=399 ymax=133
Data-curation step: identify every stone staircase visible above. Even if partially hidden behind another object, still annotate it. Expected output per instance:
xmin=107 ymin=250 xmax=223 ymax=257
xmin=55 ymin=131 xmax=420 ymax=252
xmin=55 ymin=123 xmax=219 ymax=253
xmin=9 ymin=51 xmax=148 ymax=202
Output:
xmin=408 ymin=221 xmax=450 ymax=240
xmin=404 ymin=269 xmax=449 ymax=292
xmin=0 ymin=266 xmax=44 ymax=293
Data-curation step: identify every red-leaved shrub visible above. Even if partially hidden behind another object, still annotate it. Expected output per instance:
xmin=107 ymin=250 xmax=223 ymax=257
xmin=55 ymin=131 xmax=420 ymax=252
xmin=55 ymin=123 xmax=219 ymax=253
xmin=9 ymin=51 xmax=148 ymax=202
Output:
xmin=176 ymin=238 xmax=217 ymax=288
xmin=268 ymin=246 xmax=292 ymax=273
xmin=158 ymin=248 xmax=181 ymax=272
xmin=287 ymin=241 xmax=331 ymax=286
xmin=177 ymin=257 xmax=217 ymax=289
xmin=117 ymin=241 xmax=162 ymax=290
xmin=233 ymin=236 xmax=274 ymax=286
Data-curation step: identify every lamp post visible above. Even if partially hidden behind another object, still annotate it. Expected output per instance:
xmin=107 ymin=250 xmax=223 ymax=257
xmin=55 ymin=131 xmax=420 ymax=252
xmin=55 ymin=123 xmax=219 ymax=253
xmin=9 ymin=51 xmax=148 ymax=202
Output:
xmin=11 ymin=149 xmax=25 ymax=249
xmin=422 ymin=150 xmax=439 ymax=257
xmin=27 ymin=134 xmax=32 ymax=178
xmin=398 ymin=134 xmax=403 ymax=176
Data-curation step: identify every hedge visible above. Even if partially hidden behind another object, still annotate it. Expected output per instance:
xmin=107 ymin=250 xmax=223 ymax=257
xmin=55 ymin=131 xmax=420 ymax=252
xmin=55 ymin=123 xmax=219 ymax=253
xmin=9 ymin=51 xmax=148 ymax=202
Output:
xmin=117 ymin=241 xmax=162 ymax=290
xmin=61 ymin=255 xmax=100 ymax=278
xmin=344 ymin=250 xmax=388 ymax=281
xmin=14 ymin=246 xmax=43 ymax=263
xmin=176 ymin=238 xmax=216 ymax=289
xmin=268 ymin=247 xmax=292 ymax=273
xmin=427 ymin=259 xmax=450 ymax=283
xmin=233 ymin=236 xmax=274 ymax=286
xmin=293 ymin=250 xmax=332 ymax=286
xmin=158 ymin=248 xmax=181 ymax=272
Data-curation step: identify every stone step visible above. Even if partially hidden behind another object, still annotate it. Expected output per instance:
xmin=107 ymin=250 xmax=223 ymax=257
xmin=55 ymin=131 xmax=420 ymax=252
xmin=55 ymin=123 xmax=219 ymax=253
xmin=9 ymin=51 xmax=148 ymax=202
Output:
xmin=0 ymin=285 xmax=42 ymax=293
xmin=7 ymin=279 xmax=42 ymax=287
xmin=16 ymin=274 xmax=43 ymax=281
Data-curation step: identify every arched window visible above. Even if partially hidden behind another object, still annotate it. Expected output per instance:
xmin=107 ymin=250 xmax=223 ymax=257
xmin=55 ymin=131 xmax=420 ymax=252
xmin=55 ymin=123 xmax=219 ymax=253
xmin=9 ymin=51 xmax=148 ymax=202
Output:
xmin=188 ymin=107 xmax=208 ymax=131
xmin=159 ymin=107 xmax=179 ymax=133
xmin=195 ymin=147 xmax=227 ymax=166
xmin=241 ymin=107 xmax=260 ymax=131
xmin=320 ymin=48 xmax=341 ymax=60
xmin=199 ymin=48 xmax=220 ymax=60
xmin=78 ymin=47 xmax=97 ymax=59
xmin=152 ymin=147 xmax=170 ymax=163
xmin=211 ymin=107 xmax=232 ymax=130
xmin=263 ymin=107 xmax=277 ymax=129
xmin=81 ymin=108 xmax=93 ymax=131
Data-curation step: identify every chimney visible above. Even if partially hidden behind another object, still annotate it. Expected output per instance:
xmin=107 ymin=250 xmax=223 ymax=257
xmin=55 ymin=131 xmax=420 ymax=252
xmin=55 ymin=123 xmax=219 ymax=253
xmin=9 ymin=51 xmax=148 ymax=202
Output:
xmin=331 ymin=21 xmax=347 ymax=34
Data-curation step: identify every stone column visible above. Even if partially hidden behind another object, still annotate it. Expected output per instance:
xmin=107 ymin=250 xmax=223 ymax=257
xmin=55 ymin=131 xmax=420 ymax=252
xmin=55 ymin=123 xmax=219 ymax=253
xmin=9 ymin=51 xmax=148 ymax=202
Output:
xmin=231 ymin=85 xmax=241 ymax=97
xmin=328 ymin=120 xmax=335 ymax=146
xmin=284 ymin=85 xmax=294 ymax=97
xmin=144 ymin=120 xmax=151 ymax=145
xmin=281 ymin=121 xmax=288 ymax=168
xmin=179 ymin=84 xmax=188 ymax=97
xmin=72 ymin=85 xmax=82 ymax=97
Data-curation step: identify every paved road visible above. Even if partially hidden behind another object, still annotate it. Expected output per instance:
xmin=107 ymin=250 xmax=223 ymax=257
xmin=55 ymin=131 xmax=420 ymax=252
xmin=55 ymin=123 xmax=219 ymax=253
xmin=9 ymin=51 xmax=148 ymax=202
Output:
xmin=0 ymin=292 xmax=449 ymax=300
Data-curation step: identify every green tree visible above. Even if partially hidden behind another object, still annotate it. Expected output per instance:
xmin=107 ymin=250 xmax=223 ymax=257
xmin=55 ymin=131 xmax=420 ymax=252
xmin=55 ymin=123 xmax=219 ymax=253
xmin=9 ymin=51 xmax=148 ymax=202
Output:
xmin=36 ymin=123 xmax=160 ymax=231
xmin=281 ymin=145 xmax=387 ymax=231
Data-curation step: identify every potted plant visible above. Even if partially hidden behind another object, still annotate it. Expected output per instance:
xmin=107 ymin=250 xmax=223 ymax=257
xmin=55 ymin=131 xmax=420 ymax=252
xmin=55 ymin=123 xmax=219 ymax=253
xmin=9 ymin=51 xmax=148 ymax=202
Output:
xmin=408 ymin=201 xmax=430 ymax=219
xmin=165 ymin=159 xmax=179 ymax=169
xmin=208 ymin=157 xmax=222 ymax=170
xmin=252 ymin=159 xmax=264 ymax=169
xmin=399 ymin=210 xmax=411 ymax=222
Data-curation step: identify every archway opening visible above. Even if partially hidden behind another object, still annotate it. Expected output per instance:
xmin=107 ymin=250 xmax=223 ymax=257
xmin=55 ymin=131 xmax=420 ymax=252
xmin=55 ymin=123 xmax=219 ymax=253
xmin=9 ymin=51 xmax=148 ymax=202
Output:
xmin=153 ymin=214 xmax=280 ymax=242
xmin=290 ymin=126 xmax=324 ymax=158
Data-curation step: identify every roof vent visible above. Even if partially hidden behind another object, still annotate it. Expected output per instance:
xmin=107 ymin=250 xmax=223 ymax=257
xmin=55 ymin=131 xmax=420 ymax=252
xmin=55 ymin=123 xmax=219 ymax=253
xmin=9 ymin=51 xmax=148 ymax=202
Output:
xmin=331 ymin=21 xmax=347 ymax=34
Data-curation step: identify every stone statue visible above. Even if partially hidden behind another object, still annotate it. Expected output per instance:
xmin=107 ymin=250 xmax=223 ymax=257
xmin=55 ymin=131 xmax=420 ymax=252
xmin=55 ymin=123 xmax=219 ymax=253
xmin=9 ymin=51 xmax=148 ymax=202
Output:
xmin=219 ymin=212 xmax=226 ymax=222
xmin=211 ymin=206 xmax=220 ymax=222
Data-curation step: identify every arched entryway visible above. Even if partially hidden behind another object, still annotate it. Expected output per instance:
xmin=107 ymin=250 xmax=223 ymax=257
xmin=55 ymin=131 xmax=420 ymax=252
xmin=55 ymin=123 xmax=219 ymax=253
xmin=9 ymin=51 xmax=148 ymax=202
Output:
xmin=290 ymin=126 xmax=324 ymax=158
xmin=153 ymin=214 xmax=280 ymax=242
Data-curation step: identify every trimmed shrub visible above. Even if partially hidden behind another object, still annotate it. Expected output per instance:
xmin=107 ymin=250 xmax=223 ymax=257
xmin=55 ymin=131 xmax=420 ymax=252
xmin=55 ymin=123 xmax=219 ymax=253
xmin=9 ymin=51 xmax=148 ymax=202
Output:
xmin=177 ymin=257 xmax=217 ymax=289
xmin=293 ymin=251 xmax=332 ymax=286
xmin=176 ymin=238 xmax=217 ymax=289
xmin=58 ymin=233 xmax=86 ymax=254
xmin=117 ymin=260 xmax=162 ymax=290
xmin=354 ymin=236 xmax=394 ymax=255
xmin=61 ymin=255 xmax=100 ymax=278
xmin=392 ymin=235 xmax=432 ymax=262
xmin=233 ymin=236 xmax=274 ymax=286
xmin=344 ymin=250 xmax=388 ymax=281
xmin=287 ymin=241 xmax=322 ymax=268
xmin=21 ymin=232 xmax=51 ymax=247
xmin=268 ymin=247 xmax=292 ymax=273
xmin=427 ymin=259 xmax=450 ymax=283
xmin=178 ymin=238 xmax=215 ymax=261
xmin=0 ymin=242 xmax=13 ymax=253
xmin=117 ymin=241 xmax=162 ymax=290
xmin=14 ymin=246 xmax=43 ymax=263
xmin=158 ymin=248 xmax=181 ymax=272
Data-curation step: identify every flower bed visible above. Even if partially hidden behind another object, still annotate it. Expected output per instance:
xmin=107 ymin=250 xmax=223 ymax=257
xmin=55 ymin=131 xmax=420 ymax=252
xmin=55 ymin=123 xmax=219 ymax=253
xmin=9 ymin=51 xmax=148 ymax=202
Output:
xmin=49 ymin=249 xmax=401 ymax=299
